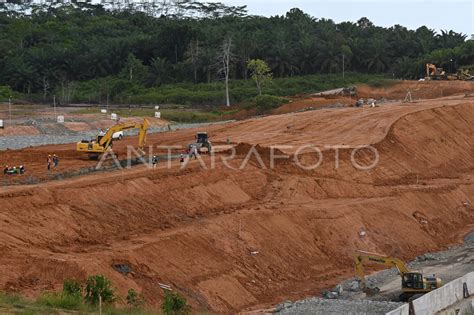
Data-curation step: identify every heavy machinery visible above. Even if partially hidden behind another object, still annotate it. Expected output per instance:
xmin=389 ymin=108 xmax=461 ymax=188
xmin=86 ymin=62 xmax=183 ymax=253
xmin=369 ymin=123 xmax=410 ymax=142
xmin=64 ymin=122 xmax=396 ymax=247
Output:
xmin=426 ymin=63 xmax=474 ymax=81
xmin=187 ymin=132 xmax=212 ymax=154
xmin=457 ymin=68 xmax=474 ymax=81
xmin=426 ymin=63 xmax=447 ymax=80
xmin=76 ymin=119 xmax=149 ymax=159
xmin=354 ymin=250 xmax=442 ymax=301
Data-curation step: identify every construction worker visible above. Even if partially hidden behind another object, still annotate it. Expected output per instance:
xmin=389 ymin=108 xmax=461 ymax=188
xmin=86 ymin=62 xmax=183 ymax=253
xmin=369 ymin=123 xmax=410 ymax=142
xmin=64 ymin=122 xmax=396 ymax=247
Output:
xmin=180 ymin=154 xmax=184 ymax=163
xmin=152 ymin=155 xmax=158 ymax=169
xmin=47 ymin=155 xmax=52 ymax=171
xmin=53 ymin=154 xmax=59 ymax=168
xmin=190 ymin=145 xmax=198 ymax=159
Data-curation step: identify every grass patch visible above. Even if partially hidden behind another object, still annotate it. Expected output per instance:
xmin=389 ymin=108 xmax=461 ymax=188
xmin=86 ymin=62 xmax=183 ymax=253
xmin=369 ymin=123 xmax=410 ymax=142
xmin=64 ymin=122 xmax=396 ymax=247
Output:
xmin=0 ymin=292 xmax=28 ymax=306
xmin=36 ymin=291 xmax=83 ymax=310
xmin=0 ymin=291 xmax=160 ymax=314
xmin=242 ymin=94 xmax=289 ymax=114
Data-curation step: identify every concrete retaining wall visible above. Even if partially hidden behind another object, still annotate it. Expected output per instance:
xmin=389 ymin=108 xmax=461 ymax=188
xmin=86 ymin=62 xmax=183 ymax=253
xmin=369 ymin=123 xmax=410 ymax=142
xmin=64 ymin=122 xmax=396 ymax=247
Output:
xmin=386 ymin=271 xmax=474 ymax=315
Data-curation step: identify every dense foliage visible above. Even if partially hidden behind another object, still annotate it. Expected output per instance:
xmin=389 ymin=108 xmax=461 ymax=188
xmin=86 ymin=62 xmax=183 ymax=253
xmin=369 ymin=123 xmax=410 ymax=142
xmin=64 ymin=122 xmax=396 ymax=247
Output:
xmin=84 ymin=275 xmax=115 ymax=305
xmin=161 ymin=290 xmax=190 ymax=315
xmin=0 ymin=1 xmax=472 ymax=105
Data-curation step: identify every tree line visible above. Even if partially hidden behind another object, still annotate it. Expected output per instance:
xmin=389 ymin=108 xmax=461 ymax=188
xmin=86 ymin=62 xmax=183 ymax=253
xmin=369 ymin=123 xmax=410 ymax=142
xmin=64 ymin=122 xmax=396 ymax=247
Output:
xmin=0 ymin=1 xmax=472 ymax=104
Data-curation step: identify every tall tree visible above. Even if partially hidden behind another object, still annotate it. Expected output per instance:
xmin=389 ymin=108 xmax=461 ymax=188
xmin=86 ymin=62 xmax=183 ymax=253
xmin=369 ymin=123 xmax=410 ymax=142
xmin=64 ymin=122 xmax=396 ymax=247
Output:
xmin=247 ymin=59 xmax=272 ymax=95
xmin=218 ymin=37 xmax=233 ymax=106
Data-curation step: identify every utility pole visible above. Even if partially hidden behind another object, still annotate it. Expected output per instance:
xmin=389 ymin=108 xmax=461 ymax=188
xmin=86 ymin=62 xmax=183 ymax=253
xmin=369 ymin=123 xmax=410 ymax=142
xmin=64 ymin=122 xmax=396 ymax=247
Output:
xmin=8 ymin=96 xmax=12 ymax=125
xmin=106 ymin=93 xmax=109 ymax=112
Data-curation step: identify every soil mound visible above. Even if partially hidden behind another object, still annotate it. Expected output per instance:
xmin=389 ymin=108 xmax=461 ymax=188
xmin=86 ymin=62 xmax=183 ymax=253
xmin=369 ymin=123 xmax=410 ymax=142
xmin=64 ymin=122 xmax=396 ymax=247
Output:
xmin=0 ymin=94 xmax=473 ymax=313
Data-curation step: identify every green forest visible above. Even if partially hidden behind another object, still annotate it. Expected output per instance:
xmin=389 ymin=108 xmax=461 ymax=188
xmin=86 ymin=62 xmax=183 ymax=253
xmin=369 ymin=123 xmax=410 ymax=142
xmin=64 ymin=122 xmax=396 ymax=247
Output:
xmin=0 ymin=1 xmax=473 ymax=106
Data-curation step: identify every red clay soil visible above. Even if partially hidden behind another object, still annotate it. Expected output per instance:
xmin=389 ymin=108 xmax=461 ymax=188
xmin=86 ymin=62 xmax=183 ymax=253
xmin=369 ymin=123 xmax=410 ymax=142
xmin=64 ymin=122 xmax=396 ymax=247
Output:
xmin=0 ymin=81 xmax=473 ymax=313
xmin=271 ymin=96 xmax=353 ymax=115
xmin=357 ymin=80 xmax=474 ymax=100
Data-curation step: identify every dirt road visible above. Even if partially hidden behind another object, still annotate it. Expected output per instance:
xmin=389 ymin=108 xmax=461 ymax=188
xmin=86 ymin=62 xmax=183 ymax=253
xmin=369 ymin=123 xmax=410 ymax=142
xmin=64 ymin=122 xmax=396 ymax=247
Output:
xmin=0 ymin=82 xmax=473 ymax=313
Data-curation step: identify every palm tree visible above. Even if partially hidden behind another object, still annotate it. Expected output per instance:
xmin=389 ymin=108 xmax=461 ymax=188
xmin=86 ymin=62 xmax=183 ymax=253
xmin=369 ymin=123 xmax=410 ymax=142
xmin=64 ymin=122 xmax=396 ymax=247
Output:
xmin=197 ymin=47 xmax=217 ymax=83
xmin=149 ymin=57 xmax=171 ymax=86
xmin=295 ymin=33 xmax=317 ymax=74
xmin=266 ymin=29 xmax=296 ymax=77
xmin=437 ymin=30 xmax=467 ymax=49
xmin=364 ymin=38 xmax=389 ymax=73
xmin=315 ymin=40 xmax=341 ymax=73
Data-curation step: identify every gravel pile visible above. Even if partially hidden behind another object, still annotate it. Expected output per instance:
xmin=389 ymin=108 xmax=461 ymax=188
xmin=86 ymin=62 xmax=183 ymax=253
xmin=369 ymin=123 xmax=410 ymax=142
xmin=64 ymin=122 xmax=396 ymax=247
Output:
xmin=276 ymin=298 xmax=404 ymax=315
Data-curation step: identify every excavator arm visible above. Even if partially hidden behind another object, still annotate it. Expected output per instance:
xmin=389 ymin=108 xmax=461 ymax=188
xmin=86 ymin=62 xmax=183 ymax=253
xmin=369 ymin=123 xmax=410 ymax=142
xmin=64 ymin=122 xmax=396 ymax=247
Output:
xmin=98 ymin=120 xmax=147 ymax=147
xmin=354 ymin=250 xmax=410 ymax=289
xmin=426 ymin=63 xmax=437 ymax=77
xmin=137 ymin=118 xmax=149 ymax=150
xmin=77 ymin=119 xmax=149 ymax=156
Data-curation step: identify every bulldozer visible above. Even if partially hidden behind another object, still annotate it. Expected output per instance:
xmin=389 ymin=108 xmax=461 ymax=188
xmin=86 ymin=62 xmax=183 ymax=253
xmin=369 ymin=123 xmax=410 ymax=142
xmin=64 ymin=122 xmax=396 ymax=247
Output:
xmin=187 ymin=132 xmax=212 ymax=154
xmin=76 ymin=119 xmax=149 ymax=159
xmin=354 ymin=250 xmax=442 ymax=301
xmin=457 ymin=68 xmax=474 ymax=81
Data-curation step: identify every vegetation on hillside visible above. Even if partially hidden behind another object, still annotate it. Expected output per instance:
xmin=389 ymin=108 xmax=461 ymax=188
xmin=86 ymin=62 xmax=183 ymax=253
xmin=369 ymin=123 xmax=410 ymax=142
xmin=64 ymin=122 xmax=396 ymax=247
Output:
xmin=0 ymin=275 xmax=179 ymax=314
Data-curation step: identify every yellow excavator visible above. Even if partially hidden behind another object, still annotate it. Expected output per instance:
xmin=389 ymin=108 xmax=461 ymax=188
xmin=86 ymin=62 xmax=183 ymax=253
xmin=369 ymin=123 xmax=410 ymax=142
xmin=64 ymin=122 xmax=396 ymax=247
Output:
xmin=425 ymin=63 xmax=447 ymax=80
xmin=354 ymin=250 xmax=442 ymax=301
xmin=76 ymin=119 xmax=149 ymax=159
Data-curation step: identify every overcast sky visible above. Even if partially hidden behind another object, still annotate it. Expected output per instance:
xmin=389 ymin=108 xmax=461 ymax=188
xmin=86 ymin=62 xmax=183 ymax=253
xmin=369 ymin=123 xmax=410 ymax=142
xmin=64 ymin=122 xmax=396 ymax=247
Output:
xmin=215 ymin=0 xmax=473 ymax=37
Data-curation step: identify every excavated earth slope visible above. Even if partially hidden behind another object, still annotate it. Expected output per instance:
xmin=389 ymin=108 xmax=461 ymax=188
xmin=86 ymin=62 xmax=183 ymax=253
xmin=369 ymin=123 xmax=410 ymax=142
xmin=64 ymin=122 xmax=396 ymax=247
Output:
xmin=0 ymin=93 xmax=473 ymax=312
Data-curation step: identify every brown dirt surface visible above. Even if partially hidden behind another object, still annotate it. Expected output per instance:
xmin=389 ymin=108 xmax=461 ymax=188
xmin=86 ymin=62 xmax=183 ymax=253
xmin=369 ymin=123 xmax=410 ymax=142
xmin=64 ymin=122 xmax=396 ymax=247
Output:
xmin=356 ymin=80 xmax=474 ymax=100
xmin=0 ymin=81 xmax=473 ymax=313
xmin=273 ymin=96 xmax=353 ymax=115
xmin=0 ymin=126 xmax=39 ymax=136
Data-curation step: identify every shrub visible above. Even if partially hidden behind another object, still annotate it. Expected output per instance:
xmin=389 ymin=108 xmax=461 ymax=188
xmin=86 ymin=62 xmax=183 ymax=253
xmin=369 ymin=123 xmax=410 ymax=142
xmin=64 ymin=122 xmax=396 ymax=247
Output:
xmin=243 ymin=94 xmax=289 ymax=114
xmin=84 ymin=275 xmax=115 ymax=305
xmin=0 ymin=86 xmax=13 ymax=102
xmin=63 ymin=279 xmax=82 ymax=298
xmin=161 ymin=291 xmax=190 ymax=315
xmin=126 ymin=288 xmax=145 ymax=308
